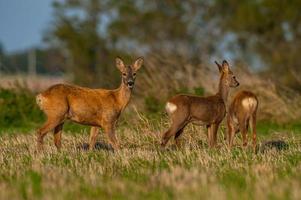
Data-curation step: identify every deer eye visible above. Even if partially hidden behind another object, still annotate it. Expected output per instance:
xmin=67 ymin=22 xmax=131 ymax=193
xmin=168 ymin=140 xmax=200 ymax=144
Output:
xmin=122 ymin=73 xmax=126 ymax=76
xmin=133 ymin=73 xmax=136 ymax=76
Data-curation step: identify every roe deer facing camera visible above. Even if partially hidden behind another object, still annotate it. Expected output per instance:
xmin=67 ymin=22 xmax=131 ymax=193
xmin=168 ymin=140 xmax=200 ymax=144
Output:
xmin=36 ymin=57 xmax=143 ymax=151
xmin=161 ymin=60 xmax=239 ymax=148
xmin=227 ymin=90 xmax=258 ymax=150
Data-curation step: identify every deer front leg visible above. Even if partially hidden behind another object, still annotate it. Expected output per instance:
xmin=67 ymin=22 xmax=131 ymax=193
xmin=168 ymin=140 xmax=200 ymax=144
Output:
xmin=207 ymin=123 xmax=219 ymax=148
xmin=104 ymin=124 xmax=120 ymax=150
xmin=211 ymin=123 xmax=219 ymax=148
xmin=207 ymin=125 xmax=213 ymax=147
xmin=89 ymin=127 xmax=99 ymax=150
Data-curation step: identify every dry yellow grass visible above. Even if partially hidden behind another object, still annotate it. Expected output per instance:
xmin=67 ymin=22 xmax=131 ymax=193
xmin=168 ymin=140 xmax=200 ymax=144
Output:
xmin=0 ymin=117 xmax=300 ymax=200
xmin=0 ymin=75 xmax=65 ymax=92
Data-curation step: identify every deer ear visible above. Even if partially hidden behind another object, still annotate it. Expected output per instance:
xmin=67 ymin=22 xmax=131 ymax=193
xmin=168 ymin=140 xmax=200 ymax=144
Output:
xmin=133 ymin=57 xmax=144 ymax=71
xmin=215 ymin=61 xmax=222 ymax=73
xmin=116 ymin=57 xmax=126 ymax=72
xmin=222 ymin=60 xmax=229 ymax=72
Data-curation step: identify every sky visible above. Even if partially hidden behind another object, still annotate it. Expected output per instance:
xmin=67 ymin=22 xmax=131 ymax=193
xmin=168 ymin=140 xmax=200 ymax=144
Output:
xmin=0 ymin=0 xmax=53 ymax=53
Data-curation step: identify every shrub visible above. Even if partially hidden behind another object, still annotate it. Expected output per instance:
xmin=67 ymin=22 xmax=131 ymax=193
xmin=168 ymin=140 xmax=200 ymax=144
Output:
xmin=0 ymin=87 xmax=44 ymax=129
xmin=144 ymin=96 xmax=164 ymax=113
xmin=193 ymin=87 xmax=205 ymax=96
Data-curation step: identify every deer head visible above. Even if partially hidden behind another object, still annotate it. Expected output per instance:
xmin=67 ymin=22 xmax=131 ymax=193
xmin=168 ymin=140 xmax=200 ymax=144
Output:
xmin=215 ymin=60 xmax=239 ymax=88
xmin=116 ymin=57 xmax=144 ymax=89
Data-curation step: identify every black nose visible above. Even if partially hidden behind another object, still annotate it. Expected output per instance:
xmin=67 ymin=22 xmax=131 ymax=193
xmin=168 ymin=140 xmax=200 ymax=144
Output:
xmin=128 ymin=81 xmax=134 ymax=86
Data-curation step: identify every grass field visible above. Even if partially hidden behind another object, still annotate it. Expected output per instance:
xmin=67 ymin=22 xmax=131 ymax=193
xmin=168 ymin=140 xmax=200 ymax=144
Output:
xmin=0 ymin=115 xmax=300 ymax=200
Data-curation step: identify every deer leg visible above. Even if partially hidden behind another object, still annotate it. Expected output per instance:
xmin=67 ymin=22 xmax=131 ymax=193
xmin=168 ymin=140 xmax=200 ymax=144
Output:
xmin=227 ymin=118 xmax=235 ymax=149
xmin=211 ymin=123 xmax=219 ymax=148
xmin=239 ymin=118 xmax=248 ymax=147
xmin=207 ymin=125 xmax=213 ymax=147
xmin=104 ymin=124 xmax=120 ymax=150
xmin=53 ymin=123 xmax=64 ymax=150
xmin=161 ymin=122 xmax=185 ymax=148
xmin=37 ymin=118 xmax=62 ymax=151
xmin=174 ymin=127 xmax=185 ymax=147
xmin=161 ymin=127 xmax=176 ymax=147
xmin=161 ymin=112 xmax=187 ymax=148
xmin=89 ymin=127 xmax=99 ymax=150
xmin=250 ymin=113 xmax=257 ymax=151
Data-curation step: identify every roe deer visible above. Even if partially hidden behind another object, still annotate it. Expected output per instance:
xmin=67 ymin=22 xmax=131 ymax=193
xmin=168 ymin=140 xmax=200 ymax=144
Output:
xmin=161 ymin=60 xmax=239 ymax=148
xmin=227 ymin=90 xmax=258 ymax=150
xmin=36 ymin=57 xmax=143 ymax=151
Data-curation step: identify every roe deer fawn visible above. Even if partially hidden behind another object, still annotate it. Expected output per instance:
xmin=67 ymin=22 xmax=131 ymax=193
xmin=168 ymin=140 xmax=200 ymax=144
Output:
xmin=161 ymin=60 xmax=239 ymax=148
xmin=36 ymin=57 xmax=143 ymax=151
xmin=227 ymin=90 xmax=258 ymax=150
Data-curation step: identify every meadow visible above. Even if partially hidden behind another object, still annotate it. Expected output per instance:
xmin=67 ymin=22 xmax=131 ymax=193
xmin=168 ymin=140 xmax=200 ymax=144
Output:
xmin=0 ymin=70 xmax=301 ymax=200
xmin=0 ymin=110 xmax=300 ymax=200
xmin=2 ymin=1 xmax=301 ymax=199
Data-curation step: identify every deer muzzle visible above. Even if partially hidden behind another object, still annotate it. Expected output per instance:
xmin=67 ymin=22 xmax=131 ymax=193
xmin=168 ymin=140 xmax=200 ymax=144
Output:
xmin=127 ymin=80 xmax=134 ymax=89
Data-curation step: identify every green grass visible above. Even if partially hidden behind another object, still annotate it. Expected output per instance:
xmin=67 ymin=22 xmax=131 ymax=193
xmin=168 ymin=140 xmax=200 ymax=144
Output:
xmin=257 ymin=121 xmax=301 ymax=135
xmin=0 ymin=115 xmax=300 ymax=200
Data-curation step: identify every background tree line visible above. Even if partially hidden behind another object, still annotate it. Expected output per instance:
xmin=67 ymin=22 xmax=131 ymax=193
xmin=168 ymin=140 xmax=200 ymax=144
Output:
xmin=1 ymin=0 xmax=301 ymax=91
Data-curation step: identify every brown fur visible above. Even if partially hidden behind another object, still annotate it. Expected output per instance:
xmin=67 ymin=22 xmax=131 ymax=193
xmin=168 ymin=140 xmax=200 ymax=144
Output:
xmin=36 ymin=57 xmax=143 ymax=151
xmin=227 ymin=90 xmax=258 ymax=150
xmin=161 ymin=60 xmax=239 ymax=148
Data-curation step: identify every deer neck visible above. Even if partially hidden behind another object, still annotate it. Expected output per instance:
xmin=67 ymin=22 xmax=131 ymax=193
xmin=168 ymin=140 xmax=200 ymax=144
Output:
xmin=116 ymin=82 xmax=132 ymax=110
xmin=217 ymin=77 xmax=230 ymax=104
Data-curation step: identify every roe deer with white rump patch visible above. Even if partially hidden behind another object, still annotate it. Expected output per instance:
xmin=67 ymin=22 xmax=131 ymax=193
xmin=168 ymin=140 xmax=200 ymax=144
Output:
xmin=227 ymin=90 xmax=258 ymax=150
xmin=161 ymin=60 xmax=239 ymax=148
xmin=36 ymin=57 xmax=143 ymax=151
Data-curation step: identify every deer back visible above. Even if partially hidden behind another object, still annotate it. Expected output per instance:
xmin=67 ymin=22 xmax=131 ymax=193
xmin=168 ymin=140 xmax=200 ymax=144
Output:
xmin=167 ymin=94 xmax=226 ymax=125
xmin=37 ymin=84 xmax=125 ymax=126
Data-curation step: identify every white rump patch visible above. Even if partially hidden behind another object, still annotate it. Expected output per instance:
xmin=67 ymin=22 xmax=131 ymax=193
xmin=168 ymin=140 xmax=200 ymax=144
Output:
xmin=165 ymin=102 xmax=177 ymax=114
xmin=242 ymin=98 xmax=257 ymax=110
xmin=36 ymin=94 xmax=46 ymax=108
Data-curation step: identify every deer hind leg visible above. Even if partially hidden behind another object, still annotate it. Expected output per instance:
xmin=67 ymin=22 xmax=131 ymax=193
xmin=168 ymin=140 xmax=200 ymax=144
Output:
xmin=37 ymin=117 xmax=63 ymax=151
xmin=250 ymin=112 xmax=257 ymax=151
xmin=53 ymin=123 xmax=64 ymax=150
xmin=161 ymin=110 xmax=188 ymax=148
xmin=174 ymin=127 xmax=185 ymax=147
xmin=239 ymin=118 xmax=248 ymax=147
xmin=227 ymin=118 xmax=235 ymax=149
xmin=89 ymin=127 xmax=99 ymax=150
xmin=161 ymin=124 xmax=182 ymax=147
xmin=161 ymin=116 xmax=187 ymax=148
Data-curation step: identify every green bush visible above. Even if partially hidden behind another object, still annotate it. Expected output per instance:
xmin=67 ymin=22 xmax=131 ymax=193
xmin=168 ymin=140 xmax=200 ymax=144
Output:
xmin=170 ymin=87 xmax=190 ymax=96
xmin=144 ymin=96 xmax=164 ymax=113
xmin=193 ymin=87 xmax=205 ymax=96
xmin=0 ymin=88 xmax=44 ymax=129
